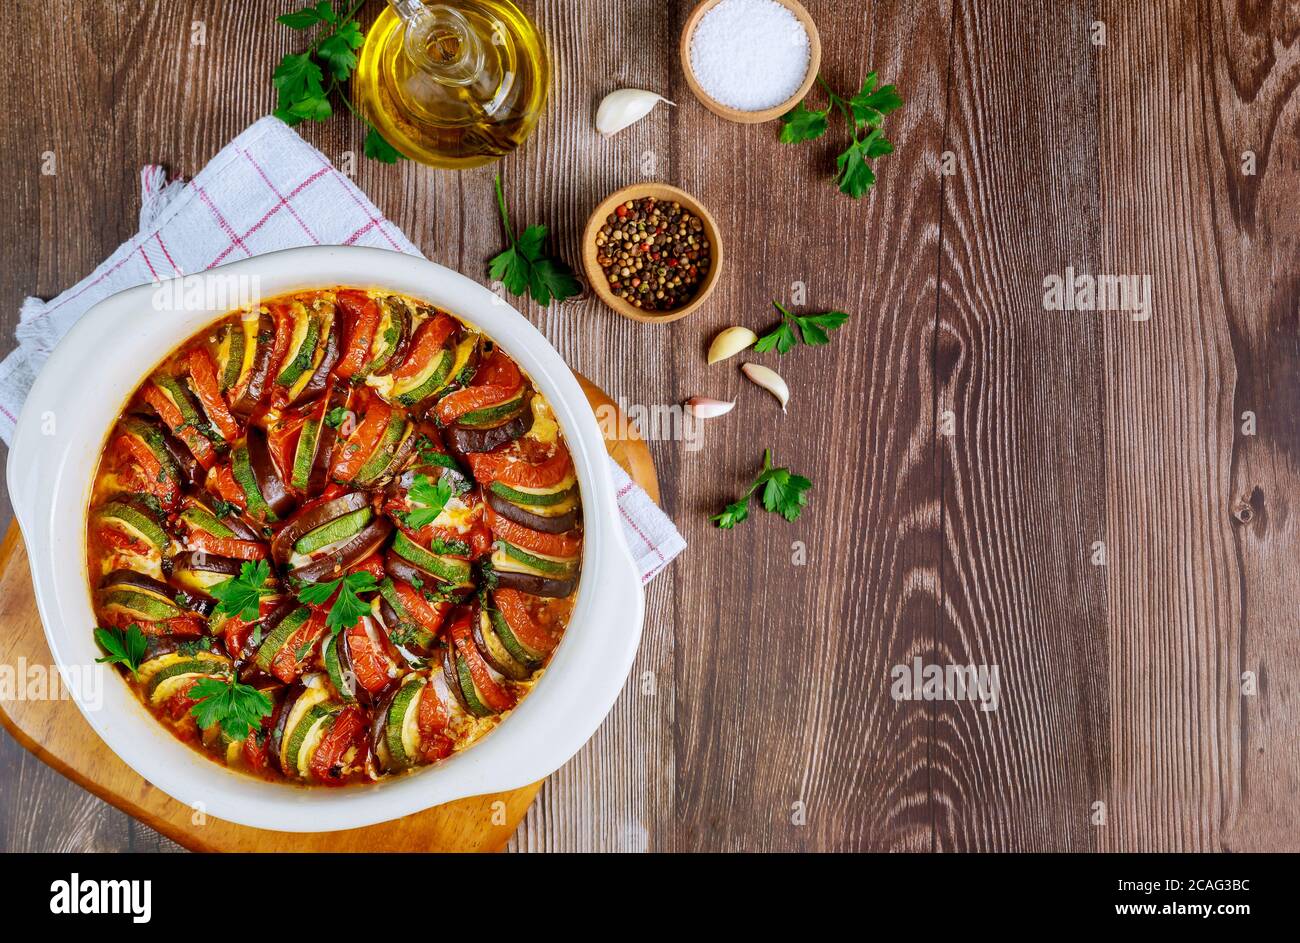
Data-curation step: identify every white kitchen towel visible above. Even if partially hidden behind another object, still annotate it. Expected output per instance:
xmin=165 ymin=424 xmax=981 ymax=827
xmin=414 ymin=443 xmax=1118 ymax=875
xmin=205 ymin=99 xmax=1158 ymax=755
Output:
xmin=0 ymin=115 xmax=685 ymax=582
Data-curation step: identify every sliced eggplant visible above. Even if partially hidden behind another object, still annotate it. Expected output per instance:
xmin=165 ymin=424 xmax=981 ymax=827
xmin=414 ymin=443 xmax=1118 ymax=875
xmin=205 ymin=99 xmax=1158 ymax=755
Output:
xmin=471 ymin=599 xmax=531 ymax=680
xmin=493 ymin=569 xmax=577 ymax=598
xmin=288 ymin=516 xmax=394 ymax=584
xmin=231 ymin=311 xmax=276 ymax=416
xmin=286 ymin=300 xmax=341 ymax=406
xmin=485 ymin=487 xmax=579 ymax=534
xmin=181 ymin=490 xmax=261 ymax=541
xmin=270 ymin=491 xmax=370 ymax=567
xmin=246 ymin=426 xmax=297 ymax=520
xmin=445 ymin=407 xmax=534 ymax=455
xmin=360 ymin=296 xmax=413 ymax=379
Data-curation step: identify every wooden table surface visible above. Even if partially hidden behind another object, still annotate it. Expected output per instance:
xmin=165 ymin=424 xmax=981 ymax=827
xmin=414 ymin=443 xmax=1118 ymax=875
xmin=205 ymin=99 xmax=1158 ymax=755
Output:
xmin=1 ymin=0 xmax=1297 ymax=853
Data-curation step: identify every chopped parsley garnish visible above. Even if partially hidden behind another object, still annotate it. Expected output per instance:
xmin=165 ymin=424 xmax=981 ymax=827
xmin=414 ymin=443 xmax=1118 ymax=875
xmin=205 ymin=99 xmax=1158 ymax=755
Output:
xmin=754 ymin=301 xmax=849 ymax=354
xmin=712 ymin=449 xmax=812 ymax=529
xmin=209 ymin=560 xmax=272 ymax=621
xmin=94 ymin=624 xmax=148 ymax=677
xmin=403 ymin=473 xmax=453 ymax=529
xmin=188 ymin=676 xmax=274 ymax=740
xmin=297 ymin=570 xmax=379 ymax=634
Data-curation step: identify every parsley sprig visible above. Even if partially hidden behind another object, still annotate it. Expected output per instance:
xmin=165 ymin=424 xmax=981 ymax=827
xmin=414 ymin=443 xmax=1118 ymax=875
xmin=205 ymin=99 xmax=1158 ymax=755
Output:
xmin=780 ymin=71 xmax=903 ymax=198
xmin=210 ymin=560 xmax=273 ymax=622
xmin=712 ymin=450 xmax=812 ymax=529
xmin=754 ymin=301 xmax=849 ymax=354
xmin=297 ymin=571 xmax=379 ymax=634
xmin=188 ymin=676 xmax=274 ymax=740
xmin=94 ymin=624 xmax=148 ymax=678
xmin=488 ymin=174 xmax=581 ymax=307
xmin=403 ymin=473 xmax=453 ymax=529
xmin=272 ymin=1 xmax=405 ymax=163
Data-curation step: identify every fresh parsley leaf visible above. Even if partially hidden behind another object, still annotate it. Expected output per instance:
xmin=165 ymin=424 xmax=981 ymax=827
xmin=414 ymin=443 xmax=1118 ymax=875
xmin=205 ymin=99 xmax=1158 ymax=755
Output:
xmin=297 ymin=571 xmax=379 ymax=635
xmin=211 ymin=499 xmax=239 ymax=519
xmin=778 ymin=71 xmax=902 ymax=199
xmin=779 ymin=101 xmax=830 ymax=143
xmin=712 ymin=450 xmax=811 ymax=529
xmin=324 ymin=406 xmax=350 ymax=429
xmin=210 ymin=560 xmax=271 ymax=621
xmin=271 ymin=4 xmax=403 ymax=163
xmin=363 ymin=125 xmax=404 ymax=164
xmin=489 ymin=174 xmax=581 ymax=308
xmin=94 ymin=624 xmax=148 ymax=677
xmin=188 ymin=676 xmax=274 ymax=740
xmin=710 ymin=498 xmax=750 ymax=530
xmin=756 ymin=301 xmax=850 ymax=354
xmin=849 ymin=72 xmax=903 ymax=128
xmin=404 ymin=473 xmax=453 ymax=529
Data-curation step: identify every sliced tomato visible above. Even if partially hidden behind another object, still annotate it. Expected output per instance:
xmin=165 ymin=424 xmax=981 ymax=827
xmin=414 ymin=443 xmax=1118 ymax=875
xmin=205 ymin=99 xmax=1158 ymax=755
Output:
xmin=188 ymin=530 xmax=267 ymax=561
xmin=485 ymin=506 xmax=579 ymax=557
xmin=167 ymin=680 xmax=201 ymax=721
xmin=208 ymin=463 xmax=247 ymax=511
xmin=348 ymin=552 xmax=387 ymax=582
xmin=244 ymin=729 xmax=271 ymax=773
xmin=96 ymin=525 xmax=149 ymax=556
xmin=493 ymin=588 xmax=558 ymax=655
xmin=345 ymin=622 xmax=393 ymax=694
xmin=269 ymin=610 xmax=326 ymax=684
xmin=448 ymin=610 xmax=514 ymax=712
xmin=112 ymin=433 xmax=181 ymax=506
xmin=150 ymin=616 xmax=206 ymax=638
xmin=474 ymin=348 xmax=522 ymax=389
xmin=309 ymin=705 xmax=366 ymax=785
xmin=142 ymin=383 xmax=216 ymax=470
xmin=330 ymin=400 xmax=392 ymax=482
xmin=468 ymin=442 xmax=572 ymax=489
xmin=266 ymin=301 xmax=294 ymax=402
xmin=267 ymin=411 xmax=307 ymax=481
xmin=392 ymin=313 xmax=457 ymax=381
xmin=335 ymin=291 xmax=381 ymax=380
xmin=391 ymin=580 xmax=451 ymax=634
xmin=185 ymin=348 xmax=240 ymax=442
xmin=417 ymin=681 xmax=454 ymax=762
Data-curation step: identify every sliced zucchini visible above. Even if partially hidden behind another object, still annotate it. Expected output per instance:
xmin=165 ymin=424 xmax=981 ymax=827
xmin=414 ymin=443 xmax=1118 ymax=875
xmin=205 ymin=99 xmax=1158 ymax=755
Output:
xmin=377 ymin=580 xmax=438 ymax=652
xmin=179 ymin=506 xmax=236 ymax=539
xmin=454 ymin=655 xmax=493 ymax=718
xmin=290 ymin=417 xmax=321 ymax=491
xmin=254 ymin=607 xmax=312 ymax=672
xmin=489 ymin=603 xmax=546 ymax=667
xmin=140 ymin=652 xmax=231 ymax=704
xmin=118 ymin=417 xmax=182 ymax=484
xmin=384 ymin=674 xmax=426 ymax=770
xmin=153 ymin=373 xmax=220 ymax=443
xmin=231 ymin=445 xmax=276 ymax=522
xmin=286 ymin=704 xmax=338 ymax=777
xmin=275 ymin=302 xmax=320 ymax=389
xmin=214 ymin=319 xmax=249 ymax=393
xmin=95 ymin=500 xmax=171 ymax=553
xmin=278 ymin=683 xmax=335 ymax=773
xmin=456 ymin=390 xmax=528 ymax=429
xmin=99 ymin=589 xmax=182 ymax=623
xmin=487 ymin=476 xmax=578 ymax=509
xmin=391 ymin=530 xmax=473 ymax=587
xmin=360 ymin=296 xmax=412 ymax=379
xmin=491 ymin=540 xmax=579 ymax=580
xmin=351 ymin=413 xmax=409 ymax=487
xmin=294 ymin=507 xmax=373 ymax=555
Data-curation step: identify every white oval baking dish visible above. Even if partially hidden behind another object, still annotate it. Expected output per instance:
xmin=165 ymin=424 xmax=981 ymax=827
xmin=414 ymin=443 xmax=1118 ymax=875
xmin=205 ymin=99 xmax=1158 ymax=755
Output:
xmin=5 ymin=245 xmax=645 ymax=832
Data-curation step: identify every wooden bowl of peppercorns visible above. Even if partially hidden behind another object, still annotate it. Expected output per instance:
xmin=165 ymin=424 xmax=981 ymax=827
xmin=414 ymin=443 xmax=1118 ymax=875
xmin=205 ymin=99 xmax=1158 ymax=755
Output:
xmin=582 ymin=183 xmax=723 ymax=324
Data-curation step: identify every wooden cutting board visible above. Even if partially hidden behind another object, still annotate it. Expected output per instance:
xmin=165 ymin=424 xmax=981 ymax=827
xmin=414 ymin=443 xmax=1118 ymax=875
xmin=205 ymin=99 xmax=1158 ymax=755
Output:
xmin=0 ymin=374 xmax=658 ymax=852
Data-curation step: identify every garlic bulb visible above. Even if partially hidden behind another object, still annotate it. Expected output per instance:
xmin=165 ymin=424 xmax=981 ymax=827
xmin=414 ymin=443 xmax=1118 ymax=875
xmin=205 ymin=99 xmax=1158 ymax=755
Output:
xmin=742 ymin=363 xmax=789 ymax=412
xmin=707 ymin=326 xmax=757 ymax=364
xmin=596 ymin=89 xmax=674 ymax=136
xmin=686 ymin=396 xmax=736 ymax=419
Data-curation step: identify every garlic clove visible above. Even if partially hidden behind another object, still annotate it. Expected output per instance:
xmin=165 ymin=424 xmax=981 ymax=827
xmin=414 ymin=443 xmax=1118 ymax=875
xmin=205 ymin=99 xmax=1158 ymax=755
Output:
xmin=596 ymin=89 xmax=675 ymax=137
xmin=686 ymin=396 xmax=736 ymax=419
xmin=707 ymin=326 xmax=757 ymax=365
xmin=742 ymin=363 xmax=789 ymax=412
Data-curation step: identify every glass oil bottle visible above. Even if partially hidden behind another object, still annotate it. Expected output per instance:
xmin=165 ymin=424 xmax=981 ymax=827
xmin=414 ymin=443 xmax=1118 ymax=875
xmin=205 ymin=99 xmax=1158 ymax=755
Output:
xmin=353 ymin=0 xmax=551 ymax=169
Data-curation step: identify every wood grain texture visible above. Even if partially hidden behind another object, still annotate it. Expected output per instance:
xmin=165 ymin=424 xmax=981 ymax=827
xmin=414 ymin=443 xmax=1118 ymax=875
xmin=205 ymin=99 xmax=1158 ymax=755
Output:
xmin=2 ymin=0 xmax=1298 ymax=853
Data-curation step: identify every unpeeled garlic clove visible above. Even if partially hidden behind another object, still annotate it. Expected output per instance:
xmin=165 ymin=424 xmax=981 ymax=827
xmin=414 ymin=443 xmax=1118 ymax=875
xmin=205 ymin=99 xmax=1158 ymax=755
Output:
xmin=596 ymin=89 xmax=674 ymax=136
xmin=707 ymin=326 xmax=757 ymax=365
xmin=742 ymin=363 xmax=789 ymax=412
xmin=686 ymin=396 xmax=736 ymax=419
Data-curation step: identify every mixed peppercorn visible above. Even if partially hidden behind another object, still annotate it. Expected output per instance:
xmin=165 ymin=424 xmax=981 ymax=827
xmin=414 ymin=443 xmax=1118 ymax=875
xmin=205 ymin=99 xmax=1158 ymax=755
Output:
xmin=594 ymin=197 xmax=712 ymax=312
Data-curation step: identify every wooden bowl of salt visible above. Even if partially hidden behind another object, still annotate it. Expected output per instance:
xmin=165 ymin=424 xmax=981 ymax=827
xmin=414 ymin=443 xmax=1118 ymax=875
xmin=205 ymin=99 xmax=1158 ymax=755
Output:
xmin=680 ymin=0 xmax=821 ymax=124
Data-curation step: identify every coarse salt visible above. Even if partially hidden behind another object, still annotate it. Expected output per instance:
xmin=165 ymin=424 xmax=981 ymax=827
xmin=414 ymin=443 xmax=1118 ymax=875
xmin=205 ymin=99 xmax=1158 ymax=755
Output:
xmin=689 ymin=0 xmax=811 ymax=112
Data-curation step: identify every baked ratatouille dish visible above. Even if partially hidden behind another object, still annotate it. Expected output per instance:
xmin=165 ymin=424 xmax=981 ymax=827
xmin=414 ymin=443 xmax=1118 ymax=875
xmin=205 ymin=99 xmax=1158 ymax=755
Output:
xmin=87 ymin=288 xmax=582 ymax=785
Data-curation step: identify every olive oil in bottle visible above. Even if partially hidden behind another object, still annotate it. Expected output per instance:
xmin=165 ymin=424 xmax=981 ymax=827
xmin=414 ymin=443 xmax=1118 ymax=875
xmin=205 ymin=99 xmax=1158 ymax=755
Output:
xmin=353 ymin=0 xmax=551 ymax=169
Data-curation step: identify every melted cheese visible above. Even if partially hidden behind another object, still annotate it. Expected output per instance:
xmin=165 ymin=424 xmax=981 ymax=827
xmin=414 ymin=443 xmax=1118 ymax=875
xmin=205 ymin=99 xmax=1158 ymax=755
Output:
xmin=526 ymin=397 xmax=559 ymax=446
